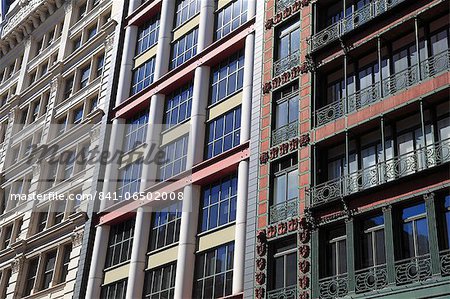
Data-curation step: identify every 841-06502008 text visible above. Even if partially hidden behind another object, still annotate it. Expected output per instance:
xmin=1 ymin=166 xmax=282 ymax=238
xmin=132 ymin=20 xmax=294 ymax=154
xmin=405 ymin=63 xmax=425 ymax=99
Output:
xmin=97 ymin=191 xmax=184 ymax=201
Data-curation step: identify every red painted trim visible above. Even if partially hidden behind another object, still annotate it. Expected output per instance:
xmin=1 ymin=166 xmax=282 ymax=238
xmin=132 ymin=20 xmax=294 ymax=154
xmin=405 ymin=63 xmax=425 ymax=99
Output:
xmin=113 ymin=21 xmax=255 ymax=119
xmin=126 ymin=0 xmax=162 ymax=27
xmin=98 ymin=144 xmax=250 ymax=225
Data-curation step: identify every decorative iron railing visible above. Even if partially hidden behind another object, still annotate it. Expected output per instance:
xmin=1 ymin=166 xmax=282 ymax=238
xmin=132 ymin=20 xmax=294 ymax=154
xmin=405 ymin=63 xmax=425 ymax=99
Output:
xmin=308 ymin=0 xmax=407 ymax=52
xmin=273 ymin=50 xmax=301 ymax=77
xmin=440 ymin=249 xmax=450 ymax=276
xmin=267 ymin=285 xmax=297 ymax=299
xmin=395 ymin=255 xmax=432 ymax=285
xmin=272 ymin=121 xmax=298 ymax=146
xmin=355 ymin=264 xmax=388 ymax=294
xmin=270 ymin=198 xmax=298 ymax=224
xmin=319 ymin=274 xmax=348 ymax=299
xmin=276 ymin=0 xmax=297 ymax=13
xmin=315 ymin=49 xmax=450 ymax=127
xmin=309 ymin=138 xmax=450 ymax=206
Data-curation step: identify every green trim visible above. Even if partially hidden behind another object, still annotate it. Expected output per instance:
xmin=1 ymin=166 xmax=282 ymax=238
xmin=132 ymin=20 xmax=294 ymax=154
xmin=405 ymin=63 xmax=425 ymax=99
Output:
xmin=425 ymin=193 xmax=441 ymax=276
xmin=383 ymin=205 xmax=396 ymax=285
xmin=346 ymin=218 xmax=355 ymax=293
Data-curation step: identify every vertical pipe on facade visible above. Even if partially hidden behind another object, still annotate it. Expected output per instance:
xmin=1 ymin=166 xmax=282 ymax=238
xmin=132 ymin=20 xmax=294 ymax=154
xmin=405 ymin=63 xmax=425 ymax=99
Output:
xmin=419 ymin=100 xmax=428 ymax=169
xmin=127 ymin=1 xmax=176 ymax=298
xmin=233 ymin=1 xmax=256 ymax=294
xmin=380 ymin=116 xmax=386 ymax=183
xmin=174 ymin=1 xmax=215 ymax=298
xmin=414 ymin=17 xmax=422 ymax=81
xmin=343 ymin=55 xmax=348 ymax=115
xmin=377 ymin=37 xmax=383 ymax=97
xmin=382 ymin=205 xmax=396 ymax=285
xmin=345 ymin=131 xmax=349 ymax=187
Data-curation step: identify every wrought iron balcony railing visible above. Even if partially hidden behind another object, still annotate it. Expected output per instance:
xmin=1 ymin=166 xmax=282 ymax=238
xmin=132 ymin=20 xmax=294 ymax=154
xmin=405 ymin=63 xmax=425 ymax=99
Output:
xmin=269 ymin=198 xmax=298 ymax=224
xmin=309 ymin=138 xmax=450 ymax=207
xmin=355 ymin=264 xmax=388 ymax=294
xmin=308 ymin=0 xmax=407 ymax=52
xmin=276 ymin=0 xmax=297 ymax=13
xmin=273 ymin=50 xmax=301 ymax=77
xmin=267 ymin=285 xmax=297 ymax=299
xmin=395 ymin=255 xmax=432 ymax=285
xmin=272 ymin=121 xmax=298 ymax=146
xmin=319 ymin=273 xmax=348 ymax=299
xmin=315 ymin=49 xmax=450 ymax=127
xmin=440 ymin=249 xmax=450 ymax=276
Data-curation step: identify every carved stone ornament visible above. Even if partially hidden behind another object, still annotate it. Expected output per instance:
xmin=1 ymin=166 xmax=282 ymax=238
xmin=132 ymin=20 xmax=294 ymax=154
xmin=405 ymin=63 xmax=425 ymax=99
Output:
xmin=90 ymin=126 xmax=101 ymax=142
xmin=11 ymin=256 xmax=25 ymax=274
xmin=104 ymin=35 xmax=115 ymax=52
xmin=71 ymin=230 xmax=84 ymax=247
xmin=32 ymin=163 xmax=41 ymax=176
xmin=256 ymin=258 xmax=266 ymax=271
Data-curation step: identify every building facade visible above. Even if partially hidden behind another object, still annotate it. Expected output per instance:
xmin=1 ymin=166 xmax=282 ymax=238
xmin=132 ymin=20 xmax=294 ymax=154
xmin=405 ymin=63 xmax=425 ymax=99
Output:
xmin=250 ymin=0 xmax=450 ymax=299
xmin=85 ymin=0 xmax=261 ymax=298
xmin=0 ymin=0 xmax=122 ymax=298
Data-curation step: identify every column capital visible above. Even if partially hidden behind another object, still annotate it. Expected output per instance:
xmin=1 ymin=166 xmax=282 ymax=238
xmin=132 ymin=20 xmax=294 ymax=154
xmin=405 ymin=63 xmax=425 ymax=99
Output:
xmin=423 ymin=192 xmax=435 ymax=202
xmin=382 ymin=204 xmax=392 ymax=213
xmin=71 ymin=230 xmax=84 ymax=247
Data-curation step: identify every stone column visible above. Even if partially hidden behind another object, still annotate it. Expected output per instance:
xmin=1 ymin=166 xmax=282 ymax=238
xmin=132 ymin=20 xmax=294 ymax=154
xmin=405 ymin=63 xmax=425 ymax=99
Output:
xmin=126 ymin=0 xmax=175 ymax=297
xmin=232 ymin=1 xmax=256 ymax=293
xmin=85 ymin=225 xmax=110 ymax=299
xmin=174 ymin=1 xmax=215 ymax=297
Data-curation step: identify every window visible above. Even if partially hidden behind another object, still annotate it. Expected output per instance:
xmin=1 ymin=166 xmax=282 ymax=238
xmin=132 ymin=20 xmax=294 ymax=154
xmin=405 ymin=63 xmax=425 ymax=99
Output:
xmin=57 ymin=116 xmax=67 ymax=135
xmin=64 ymin=76 xmax=74 ymax=99
xmin=324 ymin=227 xmax=347 ymax=277
xmin=401 ymin=203 xmax=429 ymax=258
xmin=117 ymin=159 xmax=143 ymax=199
xmin=215 ymin=0 xmax=248 ymax=40
xmin=270 ymin=237 xmax=297 ymax=292
xmin=164 ymin=82 xmax=193 ymax=129
xmin=211 ymin=50 xmax=245 ymax=105
xmin=193 ymin=243 xmax=234 ymax=299
xmin=62 ymin=151 xmax=76 ymax=180
xmin=2 ymin=225 xmax=12 ymax=249
xmin=80 ymin=65 xmax=90 ymax=89
xmin=149 ymin=201 xmax=182 ymax=251
xmin=36 ymin=210 xmax=48 ymax=233
xmin=159 ymin=135 xmax=188 ymax=181
xmin=89 ymin=95 xmax=99 ymax=113
xmin=29 ymin=70 xmax=37 ymax=85
xmin=53 ymin=200 xmax=65 ymax=225
xmin=175 ymin=0 xmax=200 ymax=27
xmin=274 ymin=84 xmax=299 ymax=131
xmin=124 ymin=111 xmax=148 ymax=152
xmin=131 ymin=58 xmax=155 ymax=95
xmin=73 ymin=106 xmax=83 ymax=124
xmin=272 ymin=155 xmax=298 ymax=206
xmin=1 ymin=269 xmax=11 ymax=299
xmin=23 ymin=258 xmax=38 ymax=297
xmin=360 ymin=215 xmax=385 ymax=269
xmin=30 ymin=101 xmax=41 ymax=123
xmin=137 ymin=16 xmax=160 ymax=55
xmin=59 ymin=244 xmax=72 ymax=283
xmin=40 ymin=250 xmax=56 ymax=290
xmin=78 ymin=2 xmax=87 ymax=20
xmin=105 ymin=219 xmax=135 ymax=268
xmin=170 ymin=28 xmax=198 ymax=70
xmin=40 ymin=62 xmax=48 ymax=77
xmin=100 ymin=280 xmax=127 ymax=299
xmin=200 ymin=174 xmax=237 ymax=232
xmin=96 ymin=54 xmax=105 ymax=78
xmin=143 ymin=263 xmax=176 ymax=299
xmin=206 ymin=107 xmax=241 ymax=159
xmin=87 ymin=25 xmax=97 ymax=40
xmin=72 ymin=36 xmax=82 ymax=52
xmin=276 ymin=19 xmax=300 ymax=61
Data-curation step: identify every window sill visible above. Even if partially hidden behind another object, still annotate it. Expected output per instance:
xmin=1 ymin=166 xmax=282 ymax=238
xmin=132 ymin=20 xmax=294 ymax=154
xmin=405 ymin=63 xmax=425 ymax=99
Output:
xmin=197 ymin=221 xmax=236 ymax=238
xmin=22 ymin=282 xmax=66 ymax=299
xmin=147 ymin=242 xmax=179 ymax=256
xmin=103 ymin=260 xmax=131 ymax=273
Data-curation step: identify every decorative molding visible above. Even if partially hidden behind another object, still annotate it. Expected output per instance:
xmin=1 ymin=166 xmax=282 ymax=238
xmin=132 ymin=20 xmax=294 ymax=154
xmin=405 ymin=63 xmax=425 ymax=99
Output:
xmin=259 ymin=133 xmax=310 ymax=164
xmin=32 ymin=163 xmax=41 ymax=177
xmin=11 ymin=255 xmax=25 ymax=274
xmin=71 ymin=230 xmax=84 ymax=247
xmin=89 ymin=126 xmax=101 ymax=142
xmin=104 ymin=35 xmax=115 ymax=52
xmin=2 ymin=0 xmax=45 ymax=38
xmin=423 ymin=192 xmax=435 ymax=202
